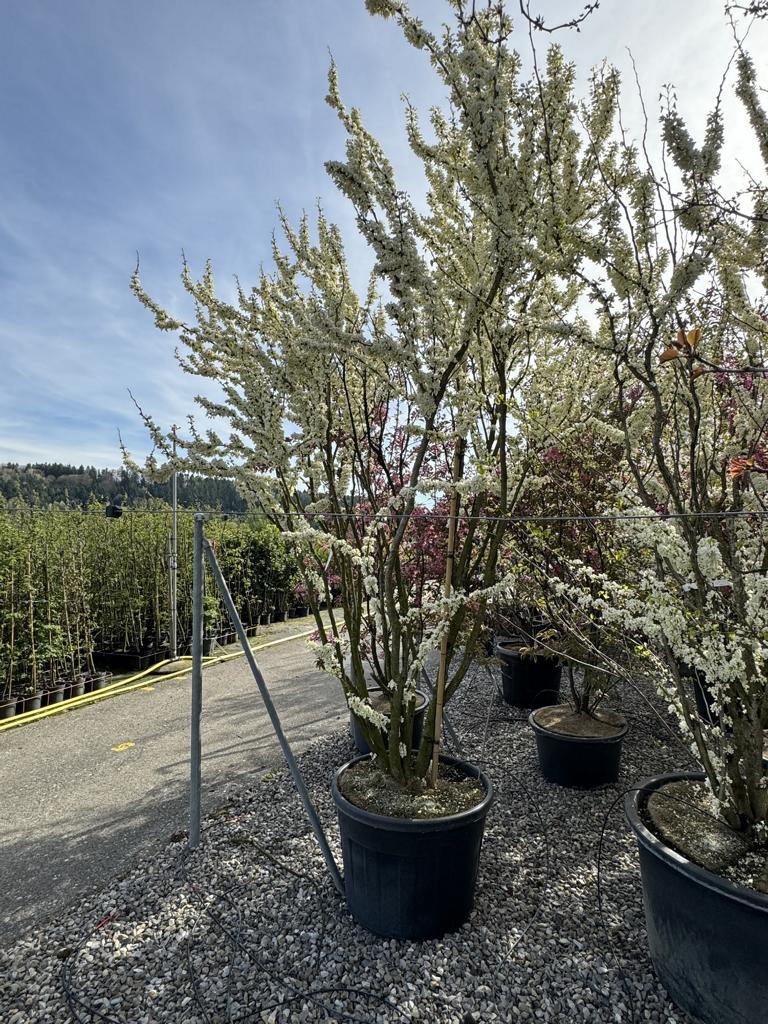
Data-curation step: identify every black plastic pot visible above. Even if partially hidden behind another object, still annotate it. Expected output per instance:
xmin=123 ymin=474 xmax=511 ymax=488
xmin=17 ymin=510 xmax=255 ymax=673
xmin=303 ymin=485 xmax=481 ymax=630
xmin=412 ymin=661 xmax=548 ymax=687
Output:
xmin=46 ymin=685 xmax=66 ymax=705
xmin=21 ymin=693 xmax=43 ymax=713
xmin=495 ymin=641 xmax=561 ymax=709
xmin=89 ymin=672 xmax=109 ymax=692
xmin=332 ymin=754 xmax=493 ymax=939
xmin=0 ymin=697 xmax=17 ymax=720
xmin=69 ymin=680 xmax=86 ymax=699
xmin=625 ymin=771 xmax=768 ymax=1024
xmin=350 ymin=689 xmax=429 ymax=755
xmin=93 ymin=650 xmax=166 ymax=672
xmin=529 ymin=707 xmax=628 ymax=787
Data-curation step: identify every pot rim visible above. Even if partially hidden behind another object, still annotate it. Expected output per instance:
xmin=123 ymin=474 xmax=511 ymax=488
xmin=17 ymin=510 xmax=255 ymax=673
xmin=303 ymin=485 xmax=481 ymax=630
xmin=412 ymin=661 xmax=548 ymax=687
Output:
xmin=529 ymin=706 xmax=628 ymax=743
xmin=332 ymin=752 xmax=494 ymax=831
xmin=494 ymin=640 xmax=559 ymax=662
xmin=353 ymin=687 xmax=430 ymax=716
xmin=624 ymin=770 xmax=768 ymax=912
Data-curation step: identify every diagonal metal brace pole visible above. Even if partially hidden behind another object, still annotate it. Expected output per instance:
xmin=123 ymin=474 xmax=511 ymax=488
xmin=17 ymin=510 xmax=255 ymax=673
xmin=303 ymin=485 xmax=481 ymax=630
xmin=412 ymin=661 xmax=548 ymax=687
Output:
xmin=203 ymin=536 xmax=345 ymax=897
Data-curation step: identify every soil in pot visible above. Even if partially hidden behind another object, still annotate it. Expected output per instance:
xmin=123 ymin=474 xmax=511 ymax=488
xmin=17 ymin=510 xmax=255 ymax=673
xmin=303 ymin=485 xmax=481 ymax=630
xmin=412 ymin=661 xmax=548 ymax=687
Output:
xmin=496 ymin=641 xmax=561 ymax=709
xmin=350 ymin=689 xmax=429 ymax=756
xmin=626 ymin=772 xmax=768 ymax=1024
xmin=339 ymin=755 xmax=486 ymax=818
xmin=332 ymin=754 xmax=493 ymax=940
xmin=530 ymin=706 xmax=627 ymax=787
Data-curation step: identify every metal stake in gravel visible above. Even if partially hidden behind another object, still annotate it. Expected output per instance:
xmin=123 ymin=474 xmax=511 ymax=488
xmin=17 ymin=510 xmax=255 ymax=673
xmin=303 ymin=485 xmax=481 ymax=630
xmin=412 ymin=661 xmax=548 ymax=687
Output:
xmin=189 ymin=513 xmax=345 ymax=896
xmin=189 ymin=513 xmax=204 ymax=849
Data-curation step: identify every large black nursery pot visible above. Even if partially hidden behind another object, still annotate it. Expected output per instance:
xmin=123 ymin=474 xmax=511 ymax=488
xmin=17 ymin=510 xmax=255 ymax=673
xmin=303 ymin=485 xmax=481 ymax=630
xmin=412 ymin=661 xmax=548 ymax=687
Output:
xmin=625 ymin=771 xmax=768 ymax=1024
xmin=529 ymin=706 xmax=627 ymax=787
xmin=332 ymin=754 xmax=493 ymax=939
xmin=350 ymin=689 xmax=429 ymax=755
xmin=495 ymin=640 xmax=561 ymax=709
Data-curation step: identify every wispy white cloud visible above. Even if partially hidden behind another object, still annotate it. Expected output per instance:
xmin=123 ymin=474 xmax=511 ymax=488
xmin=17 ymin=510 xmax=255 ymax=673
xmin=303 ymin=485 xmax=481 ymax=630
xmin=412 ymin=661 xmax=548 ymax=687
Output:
xmin=0 ymin=0 xmax=765 ymax=467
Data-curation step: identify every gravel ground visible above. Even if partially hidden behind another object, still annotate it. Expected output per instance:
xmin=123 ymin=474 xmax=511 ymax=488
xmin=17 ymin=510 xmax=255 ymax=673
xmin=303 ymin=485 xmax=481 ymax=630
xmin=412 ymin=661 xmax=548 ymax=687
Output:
xmin=0 ymin=663 xmax=697 ymax=1024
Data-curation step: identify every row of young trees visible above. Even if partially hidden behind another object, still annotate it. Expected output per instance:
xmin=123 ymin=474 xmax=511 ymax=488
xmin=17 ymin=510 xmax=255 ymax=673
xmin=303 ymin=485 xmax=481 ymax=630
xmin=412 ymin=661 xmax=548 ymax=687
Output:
xmin=0 ymin=500 xmax=302 ymax=701
xmin=0 ymin=463 xmax=247 ymax=511
xmin=131 ymin=1 xmax=768 ymax=840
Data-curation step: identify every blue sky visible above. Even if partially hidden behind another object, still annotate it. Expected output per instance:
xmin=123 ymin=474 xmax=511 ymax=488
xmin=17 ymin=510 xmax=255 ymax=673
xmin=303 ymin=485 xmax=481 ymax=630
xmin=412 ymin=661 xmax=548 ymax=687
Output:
xmin=1 ymin=0 xmax=765 ymax=467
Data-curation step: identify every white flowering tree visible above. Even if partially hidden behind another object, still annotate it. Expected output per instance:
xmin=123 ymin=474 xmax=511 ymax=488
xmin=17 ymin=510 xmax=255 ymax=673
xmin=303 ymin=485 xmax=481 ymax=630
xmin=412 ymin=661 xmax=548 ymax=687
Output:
xmin=555 ymin=49 xmax=768 ymax=840
xmin=130 ymin=0 xmax=612 ymax=787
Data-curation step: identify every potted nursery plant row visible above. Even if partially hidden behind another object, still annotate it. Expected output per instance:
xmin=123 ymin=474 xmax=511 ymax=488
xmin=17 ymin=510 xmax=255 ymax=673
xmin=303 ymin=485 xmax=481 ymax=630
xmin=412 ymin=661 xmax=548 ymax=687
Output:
xmin=0 ymin=500 xmax=309 ymax=697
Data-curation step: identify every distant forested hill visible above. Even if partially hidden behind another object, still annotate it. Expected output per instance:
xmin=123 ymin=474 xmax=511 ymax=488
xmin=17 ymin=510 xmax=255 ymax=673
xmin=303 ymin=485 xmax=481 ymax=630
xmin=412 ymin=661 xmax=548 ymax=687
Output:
xmin=0 ymin=463 xmax=247 ymax=511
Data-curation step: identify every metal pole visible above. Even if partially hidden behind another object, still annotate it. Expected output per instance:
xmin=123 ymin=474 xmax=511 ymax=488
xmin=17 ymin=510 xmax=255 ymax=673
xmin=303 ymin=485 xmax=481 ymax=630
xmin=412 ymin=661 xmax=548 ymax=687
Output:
xmin=203 ymin=537 xmax=345 ymax=896
xmin=170 ymin=425 xmax=178 ymax=663
xmin=189 ymin=513 xmax=204 ymax=850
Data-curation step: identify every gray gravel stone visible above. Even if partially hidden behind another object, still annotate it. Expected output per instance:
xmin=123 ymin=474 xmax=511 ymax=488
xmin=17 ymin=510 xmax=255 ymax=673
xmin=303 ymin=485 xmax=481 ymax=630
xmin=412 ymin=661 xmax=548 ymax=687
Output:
xmin=0 ymin=663 xmax=698 ymax=1022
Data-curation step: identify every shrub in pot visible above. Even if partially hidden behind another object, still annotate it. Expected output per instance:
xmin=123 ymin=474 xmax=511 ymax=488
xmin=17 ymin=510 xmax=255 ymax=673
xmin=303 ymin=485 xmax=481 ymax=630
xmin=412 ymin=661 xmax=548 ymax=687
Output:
xmin=564 ymin=45 xmax=768 ymax=1022
xmin=495 ymin=634 xmax=562 ymax=709
xmin=529 ymin=660 xmax=627 ymax=789
xmin=128 ymin=0 xmax=609 ymax=938
xmin=506 ymin=564 xmax=633 ymax=787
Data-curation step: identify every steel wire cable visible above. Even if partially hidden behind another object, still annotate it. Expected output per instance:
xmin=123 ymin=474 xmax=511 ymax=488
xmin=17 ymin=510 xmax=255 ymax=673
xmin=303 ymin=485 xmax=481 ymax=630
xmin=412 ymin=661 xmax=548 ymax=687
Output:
xmin=3 ymin=505 xmax=768 ymax=523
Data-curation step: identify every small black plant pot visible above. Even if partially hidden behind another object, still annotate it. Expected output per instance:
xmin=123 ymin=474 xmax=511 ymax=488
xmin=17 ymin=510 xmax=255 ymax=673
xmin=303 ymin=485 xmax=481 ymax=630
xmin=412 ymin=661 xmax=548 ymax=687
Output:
xmin=89 ymin=672 xmax=110 ymax=692
xmin=350 ymin=689 xmax=429 ymax=756
xmin=21 ymin=692 xmax=43 ymax=714
xmin=46 ymin=685 xmax=67 ymax=705
xmin=495 ymin=641 xmax=561 ymax=709
xmin=332 ymin=754 xmax=493 ymax=939
xmin=529 ymin=707 xmax=627 ymax=787
xmin=625 ymin=771 xmax=768 ymax=1024
xmin=0 ymin=697 xmax=18 ymax=720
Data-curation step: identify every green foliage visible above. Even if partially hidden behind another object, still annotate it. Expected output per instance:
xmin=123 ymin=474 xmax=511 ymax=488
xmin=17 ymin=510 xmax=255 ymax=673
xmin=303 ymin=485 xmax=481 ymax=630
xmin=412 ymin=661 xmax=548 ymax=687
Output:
xmin=0 ymin=463 xmax=247 ymax=512
xmin=0 ymin=499 xmax=299 ymax=698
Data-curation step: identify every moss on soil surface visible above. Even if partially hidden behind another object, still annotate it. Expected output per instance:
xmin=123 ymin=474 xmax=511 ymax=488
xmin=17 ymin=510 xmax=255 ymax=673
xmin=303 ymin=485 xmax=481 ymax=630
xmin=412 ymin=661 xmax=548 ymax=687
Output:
xmin=339 ymin=758 xmax=486 ymax=819
xmin=534 ymin=706 xmax=625 ymax=738
xmin=645 ymin=780 xmax=766 ymax=890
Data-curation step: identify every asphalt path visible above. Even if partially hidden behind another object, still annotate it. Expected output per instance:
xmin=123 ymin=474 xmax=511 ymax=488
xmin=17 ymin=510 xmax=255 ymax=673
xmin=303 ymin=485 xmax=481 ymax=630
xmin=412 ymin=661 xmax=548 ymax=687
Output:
xmin=0 ymin=619 xmax=348 ymax=946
